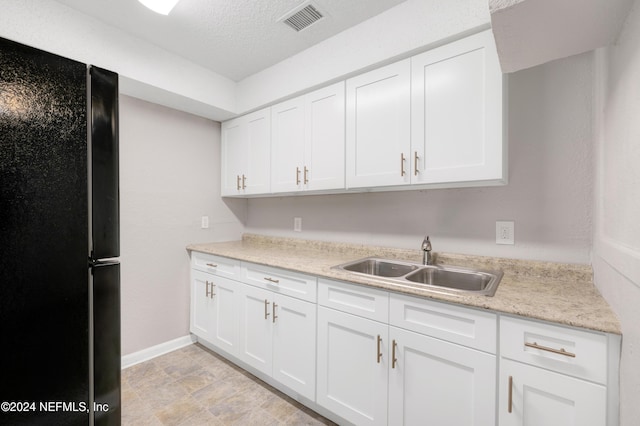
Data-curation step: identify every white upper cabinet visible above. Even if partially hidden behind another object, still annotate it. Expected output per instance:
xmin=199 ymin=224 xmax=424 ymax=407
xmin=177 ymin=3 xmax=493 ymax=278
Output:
xmin=221 ymin=108 xmax=271 ymax=196
xmin=346 ymin=59 xmax=411 ymax=189
xmin=271 ymin=97 xmax=305 ymax=193
xmin=411 ymin=30 xmax=506 ymax=185
xmin=271 ymin=82 xmax=345 ymax=193
xmin=305 ymin=83 xmax=346 ymax=191
xmin=222 ymin=30 xmax=506 ymax=197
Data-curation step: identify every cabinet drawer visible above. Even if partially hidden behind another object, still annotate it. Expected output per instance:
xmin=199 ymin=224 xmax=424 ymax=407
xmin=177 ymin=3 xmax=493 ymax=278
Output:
xmin=390 ymin=293 xmax=496 ymax=353
xmin=318 ymin=279 xmax=389 ymax=323
xmin=242 ymin=262 xmax=317 ymax=303
xmin=191 ymin=251 xmax=240 ymax=278
xmin=500 ymin=316 xmax=608 ymax=384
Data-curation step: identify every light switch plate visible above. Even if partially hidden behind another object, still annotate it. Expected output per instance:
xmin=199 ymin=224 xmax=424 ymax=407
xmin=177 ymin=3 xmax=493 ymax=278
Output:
xmin=496 ymin=221 xmax=514 ymax=244
xmin=293 ymin=217 xmax=302 ymax=232
xmin=201 ymin=216 xmax=209 ymax=229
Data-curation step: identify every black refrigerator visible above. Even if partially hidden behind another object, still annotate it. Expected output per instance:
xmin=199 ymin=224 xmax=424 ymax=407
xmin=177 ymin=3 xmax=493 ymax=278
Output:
xmin=0 ymin=37 xmax=121 ymax=425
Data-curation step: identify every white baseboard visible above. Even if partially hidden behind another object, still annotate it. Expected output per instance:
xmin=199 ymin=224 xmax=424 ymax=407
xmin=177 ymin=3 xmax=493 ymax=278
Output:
xmin=121 ymin=335 xmax=196 ymax=369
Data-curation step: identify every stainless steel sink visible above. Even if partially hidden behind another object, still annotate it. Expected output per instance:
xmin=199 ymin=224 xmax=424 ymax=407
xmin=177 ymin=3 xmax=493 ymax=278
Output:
xmin=333 ymin=257 xmax=503 ymax=297
xmin=341 ymin=258 xmax=421 ymax=277
xmin=405 ymin=266 xmax=497 ymax=292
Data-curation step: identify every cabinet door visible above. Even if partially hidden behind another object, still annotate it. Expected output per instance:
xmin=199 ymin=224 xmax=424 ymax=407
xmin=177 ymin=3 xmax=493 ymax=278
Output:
xmin=221 ymin=117 xmax=247 ymax=196
xmin=346 ymin=59 xmax=411 ymax=189
xmin=317 ymin=307 xmax=388 ymax=426
xmin=305 ymin=82 xmax=345 ymax=191
xmin=271 ymin=97 xmax=305 ymax=193
xmin=238 ymin=284 xmax=273 ymax=375
xmin=389 ymin=327 xmax=496 ymax=426
xmin=245 ymin=108 xmax=271 ymax=195
xmin=499 ymin=359 xmax=606 ymax=426
xmin=190 ymin=270 xmax=215 ymax=340
xmin=411 ymin=30 xmax=504 ymax=185
xmin=209 ymin=275 xmax=241 ymax=356
xmin=272 ymin=294 xmax=316 ymax=401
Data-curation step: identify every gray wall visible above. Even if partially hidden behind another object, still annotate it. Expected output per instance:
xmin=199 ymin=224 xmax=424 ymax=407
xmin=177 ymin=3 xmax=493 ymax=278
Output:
xmin=246 ymin=52 xmax=595 ymax=264
xmin=119 ymin=95 xmax=244 ymax=355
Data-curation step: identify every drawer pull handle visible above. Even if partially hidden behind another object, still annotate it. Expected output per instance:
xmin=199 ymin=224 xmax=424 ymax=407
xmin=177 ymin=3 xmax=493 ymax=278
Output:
xmin=392 ymin=339 xmax=398 ymax=369
xmin=376 ymin=335 xmax=383 ymax=364
xmin=264 ymin=299 xmax=270 ymax=319
xmin=206 ymin=263 xmax=218 ymax=268
xmin=264 ymin=277 xmax=280 ymax=284
xmin=508 ymin=375 xmax=513 ymax=413
xmin=524 ymin=342 xmax=576 ymax=358
xmin=272 ymin=302 xmax=278 ymax=323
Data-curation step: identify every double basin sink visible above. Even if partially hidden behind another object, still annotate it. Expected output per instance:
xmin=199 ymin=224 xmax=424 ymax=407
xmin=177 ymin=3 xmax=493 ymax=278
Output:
xmin=333 ymin=257 xmax=503 ymax=297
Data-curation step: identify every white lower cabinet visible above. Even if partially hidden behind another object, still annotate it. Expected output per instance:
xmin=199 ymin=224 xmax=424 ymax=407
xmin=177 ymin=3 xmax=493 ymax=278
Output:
xmin=316 ymin=279 xmax=497 ymax=426
xmin=238 ymin=284 xmax=273 ymax=373
xmin=498 ymin=316 xmax=614 ymax=426
xmin=316 ymin=306 xmax=389 ymax=425
xmin=191 ymin=269 xmax=214 ymax=340
xmin=191 ymin=256 xmax=619 ymax=426
xmin=238 ymin=281 xmax=317 ymax=401
xmin=271 ymin=293 xmax=317 ymax=400
xmin=389 ymin=326 xmax=496 ymax=426
xmin=499 ymin=358 xmax=606 ymax=426
xmin=190 ymin=270 xmax=240 ymax=356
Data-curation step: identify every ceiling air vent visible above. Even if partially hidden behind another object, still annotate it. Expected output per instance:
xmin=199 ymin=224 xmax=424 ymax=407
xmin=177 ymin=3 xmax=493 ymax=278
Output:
xmin=280 ymin=2 xmax=325 ymax=32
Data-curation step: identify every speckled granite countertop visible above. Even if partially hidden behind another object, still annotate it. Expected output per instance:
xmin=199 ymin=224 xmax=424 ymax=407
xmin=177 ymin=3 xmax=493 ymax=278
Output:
xmin=187 ymin=234 xmax=621 ymax=335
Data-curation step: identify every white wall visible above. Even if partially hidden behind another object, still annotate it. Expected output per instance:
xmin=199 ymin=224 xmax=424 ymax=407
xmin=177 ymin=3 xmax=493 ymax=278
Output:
xmin=119 ymin=95 xmax=245 ymax=356
xmin=592 ymin=0 xmax=640 ymax=423
xmin=246 ymin=52 xmax=595 ymax=264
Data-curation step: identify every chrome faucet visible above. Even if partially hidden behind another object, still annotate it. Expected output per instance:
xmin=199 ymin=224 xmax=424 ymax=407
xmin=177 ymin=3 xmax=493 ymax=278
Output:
xmin=421 ymin=236 xmax=433 ymax=265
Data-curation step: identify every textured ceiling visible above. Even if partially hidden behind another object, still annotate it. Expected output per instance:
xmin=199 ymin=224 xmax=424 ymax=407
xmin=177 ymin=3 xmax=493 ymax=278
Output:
xmin=53 ymin=0 xmax=407 ymax=82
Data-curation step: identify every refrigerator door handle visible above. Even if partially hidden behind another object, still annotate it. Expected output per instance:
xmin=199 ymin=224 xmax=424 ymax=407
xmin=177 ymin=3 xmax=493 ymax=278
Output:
xmin=90 ymin=66 xmax=120 ymax=260
xmin=91 ymin=261 xmax=121 ymax=425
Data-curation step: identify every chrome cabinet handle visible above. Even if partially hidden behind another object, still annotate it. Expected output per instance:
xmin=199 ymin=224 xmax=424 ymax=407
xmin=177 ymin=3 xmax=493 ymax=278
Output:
xmin=206 ymin=263 xmax=217 ymax=268
xmin=242 ymin=174 xmax=246 ymax=189
xmin=414 ymin=151 xmax=419 ymax=176
xmin=525 ymin=342 xmax=576 ymax=358
xmin=303 ymin=166 xmax=309 ymax=184
xmin=272 ymin=302 xmax=278 ymax=323
xmin=236 ymin=175 xmax=241 ymax=190
xmin=296 ymin=167 xmax=301 ymax=185
xmin=392 ymin=339 xmax=398 ymax=369
xmin=376 ymin=335 xmax=383 ymax=363
xmin=508 ymin=376 xmax=513 ymax=413
xmin=263 ymin=277 xmax=280 ymax=284
xmin=400 ymin=153 xmax=406 ymax=176
xmin=264 ymin=299 xmax=270 ymax=319
xmin=205 ymin=281 xmax=215 ymax=298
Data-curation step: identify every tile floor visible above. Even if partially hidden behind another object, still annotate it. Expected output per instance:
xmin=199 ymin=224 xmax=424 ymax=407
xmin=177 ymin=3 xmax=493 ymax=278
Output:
xmin=122 ymin=343 xmax=336 ymax=425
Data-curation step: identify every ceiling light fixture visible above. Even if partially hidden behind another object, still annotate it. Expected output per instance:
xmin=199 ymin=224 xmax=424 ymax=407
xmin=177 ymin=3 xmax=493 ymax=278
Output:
xmin=137 ymin=0 xmax=181 ymax=15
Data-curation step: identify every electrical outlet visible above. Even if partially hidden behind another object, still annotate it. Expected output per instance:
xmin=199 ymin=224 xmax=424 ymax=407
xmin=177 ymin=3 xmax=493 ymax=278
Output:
xmin=496 ymin=221 xmax=514 ymax=245
xmin=293 ymin=217 xmax=302 ymax=232
xmin=201 ymin=216 xmax=209 ymax=229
